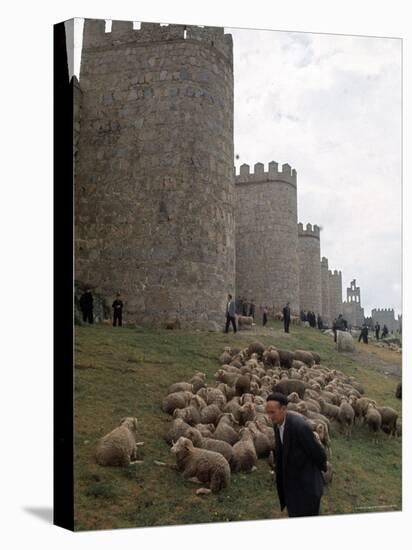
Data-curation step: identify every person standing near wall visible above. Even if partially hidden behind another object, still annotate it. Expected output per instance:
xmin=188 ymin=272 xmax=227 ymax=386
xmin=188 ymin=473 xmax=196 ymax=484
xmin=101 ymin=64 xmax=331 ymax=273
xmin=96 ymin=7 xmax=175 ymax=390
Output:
xmin=248 ymin=299 xmax=255 ymax=320
xmin=375 ymin=322 xmax=381 ymax=340
xmin=112 ymin=292 xmax=123 ymax=327
xmin=79 ymin=288 xmax=94 ymax=324
xmin=263 ymin=306 xmax=268 ymax=326
xmin=225 ymin=294 xmax=237 ymax=334
xmin=358 ymin=324 xmax=368 ymax=344
xmin=282 ymin=302 xmax=291 ymax=333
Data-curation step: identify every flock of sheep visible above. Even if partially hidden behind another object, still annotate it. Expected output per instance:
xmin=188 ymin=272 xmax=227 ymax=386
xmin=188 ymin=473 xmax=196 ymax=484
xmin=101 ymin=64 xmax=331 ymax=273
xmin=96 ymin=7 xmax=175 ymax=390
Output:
xmin=93 ymin=341 xmax=401 ymax=496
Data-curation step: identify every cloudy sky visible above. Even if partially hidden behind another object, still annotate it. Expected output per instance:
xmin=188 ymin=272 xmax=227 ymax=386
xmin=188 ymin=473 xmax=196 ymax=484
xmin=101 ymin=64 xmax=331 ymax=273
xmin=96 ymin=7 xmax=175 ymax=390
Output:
xmin=70 ymin=20 xmax=402 ymax=317
xmin=229 ymin=27 xmax=402 ymax=317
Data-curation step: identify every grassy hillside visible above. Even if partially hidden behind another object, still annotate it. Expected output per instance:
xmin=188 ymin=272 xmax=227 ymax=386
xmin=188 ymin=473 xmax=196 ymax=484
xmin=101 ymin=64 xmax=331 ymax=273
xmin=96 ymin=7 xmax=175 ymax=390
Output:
xmin=73 ymin=321 xmax=402 ymax=530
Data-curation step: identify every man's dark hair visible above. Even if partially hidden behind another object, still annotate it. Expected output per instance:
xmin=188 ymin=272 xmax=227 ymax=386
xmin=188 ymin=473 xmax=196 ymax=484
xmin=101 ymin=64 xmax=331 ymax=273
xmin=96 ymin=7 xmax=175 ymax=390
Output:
xmin=266 ymin=392 xmax=289 ymax=407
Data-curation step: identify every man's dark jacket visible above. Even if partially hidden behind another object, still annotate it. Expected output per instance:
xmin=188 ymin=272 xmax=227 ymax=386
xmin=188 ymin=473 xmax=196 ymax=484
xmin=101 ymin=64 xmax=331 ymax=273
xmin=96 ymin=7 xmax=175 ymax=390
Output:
xmin=274 ymin=411 xmax=327 ymax=514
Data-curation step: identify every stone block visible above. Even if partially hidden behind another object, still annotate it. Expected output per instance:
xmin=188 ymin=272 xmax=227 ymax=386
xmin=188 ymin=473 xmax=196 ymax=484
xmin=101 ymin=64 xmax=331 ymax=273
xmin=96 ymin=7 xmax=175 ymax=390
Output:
xmin=336 ymin=331 xmax=355 ymax=352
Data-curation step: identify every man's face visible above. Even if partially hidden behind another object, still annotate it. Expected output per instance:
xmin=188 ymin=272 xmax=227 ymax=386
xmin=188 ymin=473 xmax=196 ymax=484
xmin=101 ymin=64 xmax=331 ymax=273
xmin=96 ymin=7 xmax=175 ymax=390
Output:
xmin=266 ymin=400 xmax=287 ymax=425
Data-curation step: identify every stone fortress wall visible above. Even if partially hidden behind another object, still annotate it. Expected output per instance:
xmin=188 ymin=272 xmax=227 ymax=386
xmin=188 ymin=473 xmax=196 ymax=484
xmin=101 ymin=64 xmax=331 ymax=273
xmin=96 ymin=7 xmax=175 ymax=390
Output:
xmin=297 ymin=223 xmax=321 ymax=315
xmin=75 ymin=19 xmax=235 ymax=327
xmin=234 ymin=161 xmax=299 ymax=316
xmin=370 ymin=308 xmax=401 ymax=333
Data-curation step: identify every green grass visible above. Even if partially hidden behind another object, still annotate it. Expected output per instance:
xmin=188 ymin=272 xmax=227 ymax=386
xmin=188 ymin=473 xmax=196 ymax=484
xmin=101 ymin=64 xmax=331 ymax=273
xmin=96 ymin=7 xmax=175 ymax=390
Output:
xmin=74 ymin=321 xmax=402 ymax=530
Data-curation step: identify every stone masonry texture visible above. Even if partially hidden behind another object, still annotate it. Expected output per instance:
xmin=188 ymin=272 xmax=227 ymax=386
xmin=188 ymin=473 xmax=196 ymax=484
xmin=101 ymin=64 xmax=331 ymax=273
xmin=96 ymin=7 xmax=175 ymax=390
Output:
xmin=75 ymin=20 xmax=235 ymax=327
xmin=298 ymin=223 xmax=321 ymax=315
xmin=342 ymin=279 xmax=364 ymax=327
xmin=320 ymin=257 xmax=330 ymax=325
xmin=371 ymin=308 xmax=400 ymax=333
xmin=234 ymin=162 xmax=299 ymax=316
xmin=328 ymin=269 xmax=343 ymax=322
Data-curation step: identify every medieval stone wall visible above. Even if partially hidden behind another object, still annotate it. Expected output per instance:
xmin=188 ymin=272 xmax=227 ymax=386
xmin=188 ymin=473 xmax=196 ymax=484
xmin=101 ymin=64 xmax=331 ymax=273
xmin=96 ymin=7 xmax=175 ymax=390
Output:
xmin=75 ymin=19 xmax=235 ymax=327
xmin=328 ymin=269 xmax=343 ymax=322
xmin=234 ymin=161 xmax=299 ymax=316
xmin=371 ymin=308 xmax=400 ymax=332
xmin=297 ymin=223 xmax=321 ymax=315
xmin=320 ymin=257 xmax=330 ymax=325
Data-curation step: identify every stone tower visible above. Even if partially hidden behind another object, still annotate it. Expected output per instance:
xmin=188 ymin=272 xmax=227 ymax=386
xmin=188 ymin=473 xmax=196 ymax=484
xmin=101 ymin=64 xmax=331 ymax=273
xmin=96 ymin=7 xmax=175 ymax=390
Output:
xmin=234 ymin=161 xmax=299 ymax=315
xmin=320 ymin=257 xmax=330 ymax=325
xmin=342 ymin=279 xmax=364 ymax=327
xmin=75 ymin=20 xmax=235 ymax=327
xmin=328 ymin=269 xmax=343 ymax=322
xmin=297 ymin=223 xmax=321 ymax=315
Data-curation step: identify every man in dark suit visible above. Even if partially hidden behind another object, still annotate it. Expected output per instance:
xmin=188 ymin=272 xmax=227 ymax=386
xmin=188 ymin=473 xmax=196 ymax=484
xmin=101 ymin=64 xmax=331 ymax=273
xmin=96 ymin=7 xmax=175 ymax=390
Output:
xmin=282 ymin=302 xmax=291 ymax=333
xmin=112 ymin=292 xmax=124 ymax=327
xmin=266 ymin=393 xmax=327 ymax=517
xmin=79 ymin=288 xmax=94 ymax=324
xmin=225 ymin=293 xmax=237 ymax=334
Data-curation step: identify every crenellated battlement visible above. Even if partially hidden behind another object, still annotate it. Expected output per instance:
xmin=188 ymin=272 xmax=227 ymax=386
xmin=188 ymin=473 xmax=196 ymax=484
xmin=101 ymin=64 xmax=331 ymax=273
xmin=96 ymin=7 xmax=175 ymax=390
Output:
xmin=234 ymin=161 xmax=297 ymax=187
xmin=328 ymin=269 xmax=342 ymax=278
xmin=82 ymin=19 xmax=233 ymax=60
xmin=298 ymin=222 xmax=320 ymax=239
xmin=372 ymin=308 xmax=395 ymax=314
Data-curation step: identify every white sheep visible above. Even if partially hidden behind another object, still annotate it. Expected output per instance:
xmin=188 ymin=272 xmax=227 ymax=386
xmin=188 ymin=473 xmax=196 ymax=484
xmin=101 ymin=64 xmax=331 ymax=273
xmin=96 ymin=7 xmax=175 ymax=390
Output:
xmin=95 ymin=417 xmax=143 ymax=467
xmin=338 ymin=397 xmax=355 ymax=439
xmin=232 ymin=427 xmax=258 ymax=472
xmin=171 ymin=436 xmax=230 ymax=494
xmin=365 ymin=403 xmax=382 ymax=443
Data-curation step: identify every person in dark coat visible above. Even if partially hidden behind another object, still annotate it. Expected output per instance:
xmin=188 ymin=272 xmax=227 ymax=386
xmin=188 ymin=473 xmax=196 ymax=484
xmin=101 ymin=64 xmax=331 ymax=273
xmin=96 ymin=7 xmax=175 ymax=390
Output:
xmin=112 ymin=292 xmax=123 ymax=327
xmin=375 ymin=322 xmax=381 ymax=340
xmin=225 ymin=293 xmax=237 ymax=334
xmin=266 ymin=393 xmax=327 ymax=517
xmin=381 ymin=324 xmax=389 ymax=338
xmin=248 ymin=299 xmax=256 ymax=320
xmin=317 ymin=314 xmax=323 ymax=330
xmin=262 ymin=307 xmax=268 ymax=326
xmin=358 ymin=324 xmax=368 ymax=344
xmin=282 ymin=302 xmax=291 ymax=333
xmin=242 ymin=299 xmax=249 ymax=317
xmin=310 ymin=311 xmax=317 ymax=328
xmin=333 ymin=314 xmax=346 ymax=342
xmin=79 ymin=289 xmax=94 ymax=324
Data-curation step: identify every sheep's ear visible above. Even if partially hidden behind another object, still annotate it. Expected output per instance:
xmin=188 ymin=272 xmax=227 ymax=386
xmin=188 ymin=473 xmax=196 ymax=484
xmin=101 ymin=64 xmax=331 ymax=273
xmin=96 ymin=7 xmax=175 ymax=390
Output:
xmin=119 ymin=417 xmax=126 ymax=425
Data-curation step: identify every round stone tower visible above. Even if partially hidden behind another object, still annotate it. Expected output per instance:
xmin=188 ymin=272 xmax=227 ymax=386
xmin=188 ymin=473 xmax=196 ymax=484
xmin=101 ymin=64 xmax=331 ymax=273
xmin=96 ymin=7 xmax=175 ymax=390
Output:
xmin=235 ymin=161 xmax=299 ymax=316
xmin=328 ymin=269 xmax=343 ymax=321
xmin=75 ymin=20 xmax=235 ymax=327
xmin=297 ymin=223 xmax=322 ymax=315
xmin=320 ymin=256 xmax=330 ymax=325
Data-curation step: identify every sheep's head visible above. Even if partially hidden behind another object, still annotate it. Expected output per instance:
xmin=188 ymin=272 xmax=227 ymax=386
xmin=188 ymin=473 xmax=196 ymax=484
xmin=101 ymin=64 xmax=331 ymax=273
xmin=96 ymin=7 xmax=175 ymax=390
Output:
xmin=170 ymin=436 xmax=193 ymax=455
xmin=315 ymin=423 xmax=326 ymax=440
xmin=173 ymin=408 xmax=186 ymax=420
xmin=288 ymin=392 xmax=300 ymax=403
xmin=184 ymin=427 xmax=202 ymax=445
xmin=190 ymin=395 xmax=205 ymax=410
xmin=120 ymin=417 xmax=138 ymax=432
xmin=197 ymin=387 xmax=207 ymax=400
